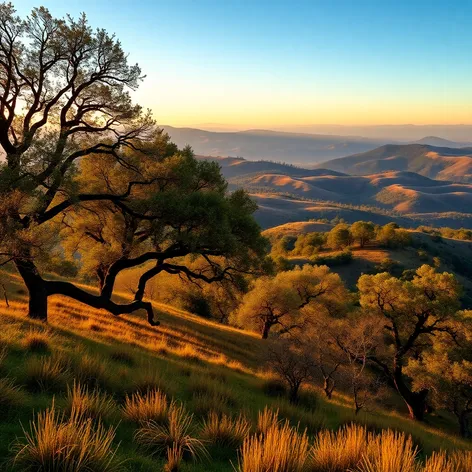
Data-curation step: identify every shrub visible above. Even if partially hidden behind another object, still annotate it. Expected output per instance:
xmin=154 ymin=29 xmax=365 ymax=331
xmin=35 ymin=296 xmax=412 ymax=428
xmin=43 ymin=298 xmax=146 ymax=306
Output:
xmin=134 ymin=402 xmax=207 ymax=461
xmin=236 ymin=421 xmax=309 ymax=472
xmin=357 ymin=429 xmax=418 ymax=472
xmin=66 ymin=382 xmax=116 ymax=421
xmin=13 ymin=403 xmax=123 ymax=471
xmin=24 ymin=356 xmax=69 ymax=393
xmin=123 ymin=389 xmax=169 ymax=424
xmin=201 ymin=411 xmax=251 ymax=447
xmin=311 ymin=249 xmax=353 ymax=267
xmin=309 ymin=424 xmax=367 ymax=471
xmin=262 ymin=378 xmax=287 ymax=398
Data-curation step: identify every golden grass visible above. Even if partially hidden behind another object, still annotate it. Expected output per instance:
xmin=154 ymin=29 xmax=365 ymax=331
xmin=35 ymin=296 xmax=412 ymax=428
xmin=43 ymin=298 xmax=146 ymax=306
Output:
xmin=357 ymin=429 xmax=419 ymax=472
xmin=66 ymin=382 xmax=116 ymax=421
xmin=0 ymin=376 xmax=24 ymax=411
xmin=309 ymin=423 xmax=367 ymax=471
xmin=23 ymin=329 xmax=52 ymax=353
xmin=236 ymin=421 xmax=309 ymax=472
xmin=134 ymin=402 xmax=207 ymax=461
xmin=165 ymin=443 xmax=184 ymax=472
xmin=122 ymin=388 xmax=169 ymax=424
xmin=24 ymin=355 xmax=69 ymax=393
xmin=13 ymin=403 xmax=123 ymax=472
xmin=201 ymin=411 xmax=251 ymax=447
xmin=70 ymin=353 xmax=111 ymax=389
xmin=452 ymin=450 xmax=472 ymax=472
xmin=256 ymin=406 xmax=281 ymax=435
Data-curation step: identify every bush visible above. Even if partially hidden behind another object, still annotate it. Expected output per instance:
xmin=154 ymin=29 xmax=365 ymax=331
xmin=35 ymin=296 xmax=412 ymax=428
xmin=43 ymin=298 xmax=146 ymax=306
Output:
xmin=310 ymin=249 xmax=353 ymax=267
xmin=13 ymin=403 xmax=123 ymax=471
xmin=262 ymin=378 xmax=287 ymax=398
xmin=70 ymin=353 xmax=111 ymax=389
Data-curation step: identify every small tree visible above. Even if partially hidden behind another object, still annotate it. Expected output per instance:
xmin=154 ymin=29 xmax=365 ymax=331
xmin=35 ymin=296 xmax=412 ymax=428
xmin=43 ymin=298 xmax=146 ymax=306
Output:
xmin=358 ymin=265 xmax=462 ymax=420
xmin=266 ymin=338 xmax=317 ymax=403
xmin=327 ymin=224 xmax=352 ymax=250
xmin=350 ymin=221 xmax=375 ymax=248
xmin=405 ymin=311 xmax=472 ymax=436
xmin=234 ymin=265 xmax=348 ymax=339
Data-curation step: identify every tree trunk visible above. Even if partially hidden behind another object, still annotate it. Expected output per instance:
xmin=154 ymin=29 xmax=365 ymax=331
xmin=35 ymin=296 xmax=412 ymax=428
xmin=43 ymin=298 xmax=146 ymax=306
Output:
xmin=459 ymin=413 xmax=470 ymax=438
xmin=261 ymin=321 xmax=271 ymax=339
xmin=393 ymin=367 xmax=428 ymax=420
xmin=323 ymin=377 xmax=334 ymax=399
xmin=289 ymin=383 xmax=300 ymax=404
xmin=15 ymin=258 xmax=48 ymax=321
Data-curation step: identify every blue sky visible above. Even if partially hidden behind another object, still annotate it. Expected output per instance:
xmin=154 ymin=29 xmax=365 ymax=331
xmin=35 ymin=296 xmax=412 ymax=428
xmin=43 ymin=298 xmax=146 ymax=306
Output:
xmin=14 ymin=1 xmax=472 ymax=128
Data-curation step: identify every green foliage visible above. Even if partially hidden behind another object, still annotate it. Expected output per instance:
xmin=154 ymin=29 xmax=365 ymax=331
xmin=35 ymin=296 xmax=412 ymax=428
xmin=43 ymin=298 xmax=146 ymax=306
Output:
xmin=351 ymin=221 xmax=375 ymax=247
xmin=310 ymin=249 xmax=353 ymax=267
xmin=327 ymin=224 xmax=352 ymax=249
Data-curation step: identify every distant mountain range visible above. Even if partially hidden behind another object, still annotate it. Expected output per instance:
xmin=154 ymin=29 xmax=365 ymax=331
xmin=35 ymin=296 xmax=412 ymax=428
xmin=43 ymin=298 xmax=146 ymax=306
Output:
xmin=163 ymin=126 xmax=387 ymax=164
xmin=163 ymin=125 xmax=472 ymax=165
xmin=318 ymin=144 xmax=472 ymax=182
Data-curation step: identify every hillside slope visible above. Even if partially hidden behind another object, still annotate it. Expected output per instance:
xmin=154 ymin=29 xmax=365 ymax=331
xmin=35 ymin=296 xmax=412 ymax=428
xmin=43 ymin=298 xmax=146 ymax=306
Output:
xmin=319 ymin=144 xmax=472 ymax=182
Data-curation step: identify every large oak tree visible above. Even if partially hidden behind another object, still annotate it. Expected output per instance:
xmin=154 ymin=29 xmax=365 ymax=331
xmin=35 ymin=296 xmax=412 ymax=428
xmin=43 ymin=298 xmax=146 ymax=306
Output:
xmin=0 ymin=4 xmax=267 ymax=324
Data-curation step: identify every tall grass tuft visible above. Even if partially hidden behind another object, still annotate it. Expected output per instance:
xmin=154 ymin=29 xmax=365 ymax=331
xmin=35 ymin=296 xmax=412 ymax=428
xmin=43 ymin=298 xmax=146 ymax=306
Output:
xmin=309 ymin=423 xmax=367 ymax=471
xmin=13 ymin=403 xmax=123 ymax=471
xmin=66 ymin=382 xmax=116 ymax=421
xmin=236 ymin=421 xmax=309 ymax=472
xmin=256 ymin=406 xmax=280 ymax=435
xmin=0 ymin=376 xmax=24 ymax=412
xmin=71 ymin=353 xmax=111 ymax=389
xmin=357 ymin=429 xmax=419 ymax=472
xmin=201 ymin=411 xmax=251 ymax=447
xmin=164 ymin=443 xmax=184 ymax=472
xmin=24 ymin=329 xmax=51 ymax=354
xmin=134 ymin=402 xmax=207 ymax=461
xmin=452 ymin=450 xmax=472 ymax=472
xmin=122 ymin=388 xmax=169 ymax=424
xmin=422 ymin=451 xmax=457 ymax=472
xmin=24 ymin=356 xmax=69 ymax=393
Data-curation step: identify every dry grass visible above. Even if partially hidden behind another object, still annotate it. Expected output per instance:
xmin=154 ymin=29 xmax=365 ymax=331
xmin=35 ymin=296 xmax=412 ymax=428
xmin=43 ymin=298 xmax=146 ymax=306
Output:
xmin=0 ymin=376 xmax=24 ymax=411
xmin=134 ymin=402 xmax=207 ymax=461
xmin=309 ymin=423 xmax=367 ymax=471
xmin=236 ymin=421 xmax=309 ymax=472
xmin=452 ymin=450 xmax=472 ymax=472
xmin=66 ymin=382 xmax=116 ymax=421
xmin=165 ymin=443 xmax=184 ymax=472
xmin=70 ymin=353 xmax=111 ymax=389
xmin=13 ymin=403 xmax=123 ymax=472
xmin=122 ymin=388 xmax=169 ymax=424
xmin=23 ymin=329 xmax=52 ymax=354
xmin=24 ymin=355 xmax=69 ymax=393
xmin=423 ymin=451 xmax=457 ymax=472
xmin=256 ymin=406 xmax=281 ymax=435
xmin=357 ymin=429 xmax=419 ymax=472
xmin=201 ymin=411 xmax=251 ymax=447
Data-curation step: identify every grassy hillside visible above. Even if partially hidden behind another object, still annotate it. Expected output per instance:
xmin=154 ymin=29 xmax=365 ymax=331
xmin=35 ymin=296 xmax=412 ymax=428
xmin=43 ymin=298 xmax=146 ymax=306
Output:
xmin=1 ymin=271 xmax=471 ymax=471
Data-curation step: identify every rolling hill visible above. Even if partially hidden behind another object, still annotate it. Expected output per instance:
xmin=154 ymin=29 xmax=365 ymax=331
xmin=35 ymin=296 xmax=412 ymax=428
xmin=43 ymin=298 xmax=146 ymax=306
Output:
xmin=318 ymin=144 xmax=472 ymax=182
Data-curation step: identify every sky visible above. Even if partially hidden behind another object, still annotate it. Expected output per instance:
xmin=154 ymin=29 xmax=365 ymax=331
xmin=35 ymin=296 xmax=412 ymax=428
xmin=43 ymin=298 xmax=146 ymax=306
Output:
xmin=14 ymin=1 xmax=472 ymax=129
